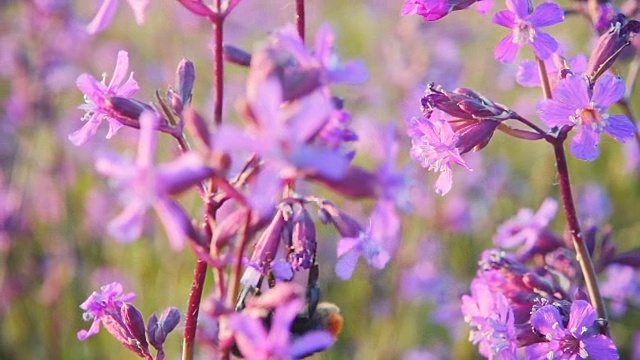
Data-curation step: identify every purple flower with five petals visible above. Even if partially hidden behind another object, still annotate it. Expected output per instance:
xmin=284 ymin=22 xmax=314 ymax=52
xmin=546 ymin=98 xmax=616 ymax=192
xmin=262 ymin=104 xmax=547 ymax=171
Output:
xmin=78 ymin=282 xmax=135 ymax=340
xmin=537 ymin=74 xmax=637 ymax=161
xmin=407 ymin=112 xmax=471 ymax=196
xmin=96 ymin=112 xmax=213 ymax=250
xmin=69 ymin=50 xmax=139 ymax=146
xmin=493 ymin=0 xmax=564 ymax=63
xmin=527 ymin=300 xmax=619 ymax=359
xmin=86 ymin=0 xmax=149 ymax=34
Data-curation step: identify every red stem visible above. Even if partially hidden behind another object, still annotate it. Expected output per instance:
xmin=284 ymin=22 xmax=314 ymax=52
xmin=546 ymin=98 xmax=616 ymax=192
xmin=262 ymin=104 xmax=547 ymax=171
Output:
xmin=212 ymin=8 xmax=224 ymax=126
xmin=296 ymin=0 xmax=305 ymax=42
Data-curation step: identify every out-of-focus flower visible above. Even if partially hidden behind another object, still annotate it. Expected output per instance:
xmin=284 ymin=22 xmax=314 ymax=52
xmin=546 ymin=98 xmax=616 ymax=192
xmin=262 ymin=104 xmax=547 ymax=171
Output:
xmin=334 ymin=200 xmax=398 ymax=280
xmin=494 ymin=198 xmax=562 ymax=259
xmin=526 ymin=300 xmax=619 ymax=359
xmin=407 ymin=113 xmax=471 ymax=195
xmin=96 ymin=112 xmax=212 ymax=250
xmin=578 ymin=183 xmax=611 ymax=226
xmin=599 ymin=264 xmax=640 ymax=317
xmin=461 ymin=278 xmax=517 ymax=359
xmin=517 ymin=53 xmax=587 ymax=89
xmin=537 ymin=74 xmax=636 ymax=161
xmin=586 ymin=14 xmax=640 ymax=78
xmin=228 ymin=285 xmax=335 ymax=359
xmin=86 ymin=0 xmax=149 ymax=34
xmin=401 ymin=0 xmax=492 ymax=22
xmin=69 ymin=50 xmax=139 ymax=146
xmin=78 ymin=282 xmax=135 ymax=340
xmin=493 ymin=0 xmax=564 ymax=63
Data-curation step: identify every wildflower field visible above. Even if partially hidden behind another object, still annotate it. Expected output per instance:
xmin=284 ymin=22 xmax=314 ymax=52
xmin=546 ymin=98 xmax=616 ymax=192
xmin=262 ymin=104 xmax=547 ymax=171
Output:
xmin=2 ymin=0 xmax=640 ymax=359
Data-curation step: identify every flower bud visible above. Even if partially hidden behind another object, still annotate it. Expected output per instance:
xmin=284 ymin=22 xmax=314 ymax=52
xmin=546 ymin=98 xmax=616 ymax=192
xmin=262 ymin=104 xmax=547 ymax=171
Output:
xmin=318 ymin=201 xmax=362 ymax=238
xmin=421 ymin=84 xmax=511 ymax=121
xmin=586 ymin=14 xmax=640 ymax=81
xmin=223 ymin=44 xmax=252 ymax=67
xmin=107 ymin=96 xmax=154 ymax=121
xmin=240 ymin=210 xmax=285 ymax=287
xmin=184 ymin=107 xmax=211 ymax=149
xmin=121 ymin=303 xmax=149 ymax=352
xmin=175 ymin=58 xmax=196 ymax=109
xmin=286 ymin=204 xmax=317 ymax=271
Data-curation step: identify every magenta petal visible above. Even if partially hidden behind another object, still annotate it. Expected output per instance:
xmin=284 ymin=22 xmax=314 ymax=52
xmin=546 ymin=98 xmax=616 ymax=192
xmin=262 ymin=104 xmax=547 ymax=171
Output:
xmin=117 ymin=74 xmax=140 ymax=97
xmin=592 ymin=75 xmax=625 ymax=108
xmin=86 ymin=0 xmax=118 ymax=34
xmin=136 ymin=112 xmax=158 ymax=167
xmin=476 ymin=0 xmax=493 ymax=14
xmin=314 ymin=23 xmax=334 ymax=67
xmin=570 ymin=127 xmax=600 ymax=161
xmin=157 ymin=153 xmax=213 ymax=194
xmin=516 ymin=60 xmax=540 ymax=87
xmin=68 ymin=113 xmax=102 ymax=146
xmin=77 ymin=320 xmax=102 ymax=340
xmin=494 ymin=33 xmax=519 ymax=64
xmin=554 ymin=76 xmax=589 ymax=108
xmin=290 ymin=331 xmax=335 ymax=358
xmin=604 ymin=114 xmax=636 ymax=142
xmin=108 ymin=201 xmax=147 ymax=242
xmin=109 ymin=51 xmax=130 ymax=89
xmin=530 ymin=30 xmax=559 ymax=60
xmin=493 ymin=10 xmax=515 ymax=28
xmin=531 ymin=305 xmax=565 ymax=339
xmin=528 ymin=2 xmax=564 ymax=27
xmin=125 ymin=0 xmax=149 ymax=24
xmin=228 ymin=314 xmax=267 ymax=358
xmin=567 ymin=300 xmax=597 ymax=333
xmin=336 ymin=236 xmax=360 ymax=257
xmin=335 ymin=248 xmax=361 ymax=280
xmin=582 ymin=335 xmax=619 ymax=359
xmin=507 ymin=0 xmax=531 ymax=19
xmin=153 ymin=198 xmax=189 ymax=251
xmin=434 ymin=166 xmax=453 ymax=196
xmin=536 ymin=99 xmax=575 ymax=127
xmin=105 ymin=118 xmax=124 ymax=139
xmin=76 ymin=73 xmax=105 ymax=100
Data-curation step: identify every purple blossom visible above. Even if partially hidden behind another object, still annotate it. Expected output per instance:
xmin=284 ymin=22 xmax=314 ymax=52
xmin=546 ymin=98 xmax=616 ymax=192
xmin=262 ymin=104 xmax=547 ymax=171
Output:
xmin=527 ymin=300 xmax=619 ymax=359
xmin=493 ymin=0 xmax=564 ymax=63
xmin=69 ymin=50 xmax=139 ymax=146
xmin=599 ymin=264 xmax=640 ymax=317
xmin=494 ymin=198 xmax=557 ymax=250
xmin=86 ymin=0 xmax=149 ymax=34
xmin=407 ymin=113 xmax=471 ymax=196
xmin=78 ymin=282 xmax=135 ymax=340
xmin=334 ymin=200 xmax=399 ymax=280
xmin=517 ymin=53 xmax=587 ymax=89
xmin=95 ymin=112 xmax=212 ymax=250
xmin=228 ymin=290 xmax=335 ymax=359
xmin=461 ymin=278 xmax=517 ymax=359
xmin=537 ymin=74 xmax=637 ymax=161
xmin=275 ymin=23 xmax=369 ymax=86
xmin=402 ymin=0 xmax=492 ymax=22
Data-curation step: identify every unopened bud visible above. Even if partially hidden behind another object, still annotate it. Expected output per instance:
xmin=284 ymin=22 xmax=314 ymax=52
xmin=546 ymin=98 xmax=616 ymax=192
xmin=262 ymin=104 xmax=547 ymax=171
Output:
xmin=184 ymin=107 xmax=211 ymax=149
xmin=287 ymin=204 xmax=317 ymax=271
xmin=587 ymin=14 xmax=640 ymax=81
xmin=422 ymin=84 xmax=510 ymax=121
xmin=223 ymin=44 xmax=252 ymax=67
xmin=107 ymin=96 xmax=153 ymax=121
xmin=176 ymin=58 xmax=196 ymax=107
xmin=121 ymin=303 xmax=151 ymax=356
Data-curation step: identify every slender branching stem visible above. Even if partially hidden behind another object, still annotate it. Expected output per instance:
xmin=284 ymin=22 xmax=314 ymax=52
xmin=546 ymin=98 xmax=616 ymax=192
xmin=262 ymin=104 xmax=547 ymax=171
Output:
xmin=296 ymin=0 xmax=305 ymax=42
xmin=536 ymin=56 xmax=553 ymax=100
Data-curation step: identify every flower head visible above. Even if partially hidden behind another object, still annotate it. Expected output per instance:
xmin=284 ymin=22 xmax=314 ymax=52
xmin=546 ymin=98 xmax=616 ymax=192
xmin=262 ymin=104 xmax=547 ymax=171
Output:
xmin=69 ymin=50 xmax=139 ymax=146
xmin=96 ymin=112 xmax=213 ymax=249
xmin=537 ymin=74 xmax=637 ymax=161
xmin=407 ymin=113 xmax=471 ymax=195
xmin=78 ymin=282 xmax=136 ymax=340
xmin=493 ymin=0 xmax=565 ymax=63
xmin=402 ymin=0 xmax=492 ymax=21
xmin=526 ymin=300 xmax=619 ymax=359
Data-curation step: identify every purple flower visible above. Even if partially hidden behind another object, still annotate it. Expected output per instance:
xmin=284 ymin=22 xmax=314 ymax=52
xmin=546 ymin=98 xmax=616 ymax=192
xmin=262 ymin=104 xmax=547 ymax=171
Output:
xmin=334 ymin=200 xmax=399 ymax=280
xmin=275 ymin=24 xmax=369 ymax=86
xmin=493 ymin=0 xmax=564 ymax=63
xmin=86 ymin=0 xmax=149 ymax=34
xmin=527 ymin=300 xmax=619 ymax=359
xmin=407 ymin=113 xmax=472 ymax=196
xmin=402 ymin=0 xmax=492 ymax=21
xmin=69 ymin=50 xmax=139 ymax=146
xmin=461 ymin=278 xmax=517 ymax=359
xmin=599 ymin=264 xmax=640 ymax=317
xmin=494 ymin=198 xmax=557 ymax=250
xmin=537 ymin=74 xmax=637 ymax=161
xmin=96 ymin=112 xmax=212 ymax=250
xmin=517 ymin=53 xmax=587 ymax=89
xmin=228 ymin=290 xmax=335 ymax=359
xmin=78 ymin=282 xmax=135 ymax=340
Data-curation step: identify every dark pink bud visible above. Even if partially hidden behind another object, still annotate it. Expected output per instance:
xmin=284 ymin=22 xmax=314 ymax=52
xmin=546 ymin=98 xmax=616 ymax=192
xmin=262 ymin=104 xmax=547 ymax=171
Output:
xmin=184 ymin=107 xmax=211 ymax=149
xmin=107 ymin=96 xmax=154 ymax=121
xmin=309 ymin=166 xmax=379 ymax=198
xmin=422 ymin=84 xmax=511 ymax=121
xmin=122 ymin=303 xmax=149 ymax=353
xmin=587 ymin=14 xmax=640 ymax=81
xmin=318 ymin=201 xmax=362 ymax=238
xmin=247 ymin=209 xmax=285 ymax=274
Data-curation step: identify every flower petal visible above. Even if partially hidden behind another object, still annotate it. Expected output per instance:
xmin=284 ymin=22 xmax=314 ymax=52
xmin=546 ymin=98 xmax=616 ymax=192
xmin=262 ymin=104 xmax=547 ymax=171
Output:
xmin=567 ymin=300 xmax=597 ymax=335
xmin=531 ymin=305 xmax=566 ymax=339
xmin=494 ymin=33 xmax=519 ymax=64
xmin=528 ymin=2 xmax=564 ymax=27
xmin=554 ymin=75 xmax=590 ymax=109
xmin=530 ymin=30 xmax=559 ymax=60
xmin=290 ymin=331 xmax=335 ymax=358
xmin=570 ymin=126 xmax=600 ymax=161
xmin=68 ymin=113 xmax=103 ymax=146
xmin=434 ymin=166 xmax=453 ymax=196
xmin=582 ymin=335 xmax=620 ymax=359
xmin=86 ymin=0 xmax=118 ymax=34
xmin=592 ymin=74 xmax=625 ymax=108
xmin=335 ymin=248 xmax=361 ymax=280
xmin=493 ymin=10 xmax=515 ymax=29
xmin=604 ymin=114 xmax=636 ymax=143
xmin=109 ymin=51 xmax=131 ymax=90
xmin=153 ymin=198 xmax=190 ymax=251
xmin=108 ymin=200 xmax=147 ymax=242
xmin=125 ymin=0 xmax=149 ymax=24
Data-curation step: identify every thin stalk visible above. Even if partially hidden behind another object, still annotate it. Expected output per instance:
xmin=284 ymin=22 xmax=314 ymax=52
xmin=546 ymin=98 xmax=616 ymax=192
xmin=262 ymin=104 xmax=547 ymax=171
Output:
xmin=536 ymin=57 xmax=552 ymax=100
xmin=295 ymin=0 xmax=305 ymax=42
xmin=212 ymin=2 xmax=224 ymax=126
xmin=551 ymin=140 xmax=608 ymax=325
xmin=182 ymin=260 xmax=208 ymax=360
xmin=227 ymin=210 xmax=252 ymax=306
